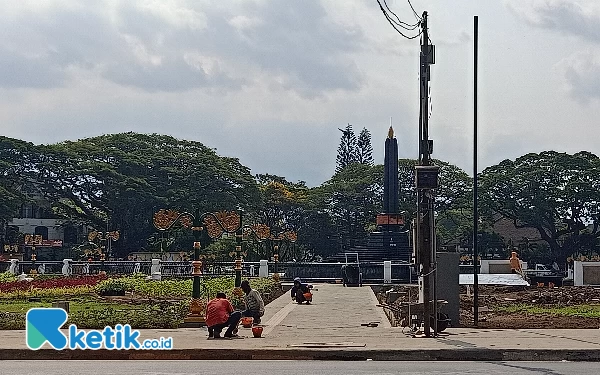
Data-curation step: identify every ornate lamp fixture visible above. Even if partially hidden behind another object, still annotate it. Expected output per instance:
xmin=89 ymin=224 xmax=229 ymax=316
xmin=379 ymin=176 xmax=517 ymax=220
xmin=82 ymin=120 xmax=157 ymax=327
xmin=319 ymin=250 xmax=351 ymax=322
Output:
xmin=153 ymin=208 xmax=240 ymax=327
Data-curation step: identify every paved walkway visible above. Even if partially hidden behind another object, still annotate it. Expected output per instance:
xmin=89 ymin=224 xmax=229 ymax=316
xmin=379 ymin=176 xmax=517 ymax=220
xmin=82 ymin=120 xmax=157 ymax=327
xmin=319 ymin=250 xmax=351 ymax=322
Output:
xmin=1 ymin=283 xmax=600 ymax=360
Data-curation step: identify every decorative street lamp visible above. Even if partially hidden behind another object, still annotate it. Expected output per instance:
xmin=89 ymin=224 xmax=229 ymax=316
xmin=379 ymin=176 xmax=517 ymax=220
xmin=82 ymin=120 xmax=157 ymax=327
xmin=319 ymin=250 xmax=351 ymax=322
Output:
xmin=88 ymin=230 xmax=120 ymax=260
xmin=231 ymin=211 xmax=270 ymax=287
xmin=153 ymin=208 xmax=240 ymax=327
xmin=24 ymin=234 xmax=42 ymax=274
xmin=269 ymin=230 xmax=297 ymax=281
xmin=88 ymin=230 xmax=120 ymax=274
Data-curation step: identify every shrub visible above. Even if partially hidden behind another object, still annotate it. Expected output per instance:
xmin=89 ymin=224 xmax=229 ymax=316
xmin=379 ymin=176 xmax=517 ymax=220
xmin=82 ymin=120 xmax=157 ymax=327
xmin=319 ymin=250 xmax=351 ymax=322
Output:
xmin=95 ymin=279 xmax=127 ymax=296
xmin=0 ymin=272 xmax=16 ymax=283
xmin=0 ymin=275 xmax=104 ymax=293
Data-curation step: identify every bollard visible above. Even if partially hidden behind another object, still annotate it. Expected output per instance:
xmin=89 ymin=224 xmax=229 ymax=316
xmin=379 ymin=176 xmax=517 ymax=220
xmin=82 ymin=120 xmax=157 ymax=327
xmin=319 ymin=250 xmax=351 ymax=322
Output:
xmin=9 ymin=259 xmax=18 ymax=275
xmin=62 ymin=259 xmax=73 ymax=276
xmin=259 ymin=260 xmax=269 ymax=278
xmin=383 ymin=261 xmax=392 ymax=284
xmin=151 ymin=259 xmax=161 ymax=275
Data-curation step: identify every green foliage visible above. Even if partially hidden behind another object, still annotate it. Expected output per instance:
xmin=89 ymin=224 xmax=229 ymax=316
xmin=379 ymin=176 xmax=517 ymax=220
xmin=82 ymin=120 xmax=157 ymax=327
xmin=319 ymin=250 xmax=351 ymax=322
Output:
xmin=356 ymin=128 xmax=374 ymax=165
xmin=0 ymin=276 xmax=279 ymax=329
xmin=320 ymin=163 xmax=382 ymax=250
xmin=0 ymin=286 xmax=96 ymax=299
xmin=95 ymin=279 xmax=127 ymax=296
xmin=0 ymin=272 xmax=16 ymax=283
xmin=498 ymin=304 xmax=600 ymax=318
xmin=0 ymin=300 xmax=190 ymax=330
xmin=0 ymin=137 xmax=35 ymax=240
xmin=252 ymin=175 xmax=312 ymax=261
xmin=27 ymin=133 xmax=260 ymax=256
xmin=68 ymin=301 xmax=190 ymax=329
xmin=480 ymin=151 xmax=600 ymax=263
xmin=336 ymin=124 xmax=358 ymax=173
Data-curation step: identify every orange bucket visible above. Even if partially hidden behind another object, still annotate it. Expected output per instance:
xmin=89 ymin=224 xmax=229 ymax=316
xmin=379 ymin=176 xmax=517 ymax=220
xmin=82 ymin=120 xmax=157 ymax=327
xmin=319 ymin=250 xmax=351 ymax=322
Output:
xmin=252 ymin=326 xmax=263 ymax=338
xmin=241 ymin=317 xmax=253 ymax=328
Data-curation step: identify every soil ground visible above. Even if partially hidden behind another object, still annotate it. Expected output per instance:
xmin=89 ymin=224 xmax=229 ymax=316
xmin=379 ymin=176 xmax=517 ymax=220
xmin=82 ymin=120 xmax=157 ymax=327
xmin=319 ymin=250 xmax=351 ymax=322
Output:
xmin=380 ymin=285 xmax=600 ymax=329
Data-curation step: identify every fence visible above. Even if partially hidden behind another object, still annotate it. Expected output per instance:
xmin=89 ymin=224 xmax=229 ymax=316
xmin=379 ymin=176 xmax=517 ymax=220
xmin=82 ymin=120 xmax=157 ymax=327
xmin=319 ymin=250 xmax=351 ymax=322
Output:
xmin=0 ymin=259 xmax=413 ymax=282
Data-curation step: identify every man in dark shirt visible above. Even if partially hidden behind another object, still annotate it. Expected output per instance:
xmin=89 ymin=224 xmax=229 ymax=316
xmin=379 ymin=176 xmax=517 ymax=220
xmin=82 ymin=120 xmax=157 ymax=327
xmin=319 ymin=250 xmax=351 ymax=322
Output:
xmin=205 ymin=292 xmax=241 ymax=338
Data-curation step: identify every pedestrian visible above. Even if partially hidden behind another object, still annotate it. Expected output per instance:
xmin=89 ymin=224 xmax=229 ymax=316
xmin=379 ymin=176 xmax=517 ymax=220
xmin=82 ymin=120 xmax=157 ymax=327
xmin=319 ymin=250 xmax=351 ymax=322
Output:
xmin=240 ymin=279 xmax=265 ymax=325
xmin=290 ymin=277 xmax=312 ymax=304
xmin=510 ymin=251 xmax=522 ymax=274
xmin=205 ymin=292 xmax=241 ymax=339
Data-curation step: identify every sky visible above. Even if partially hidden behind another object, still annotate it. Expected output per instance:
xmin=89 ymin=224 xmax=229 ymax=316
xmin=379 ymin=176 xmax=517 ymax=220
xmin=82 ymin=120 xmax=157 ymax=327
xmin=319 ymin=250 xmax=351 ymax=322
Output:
xmin=1 ymin=0 xmax=600 ymax=187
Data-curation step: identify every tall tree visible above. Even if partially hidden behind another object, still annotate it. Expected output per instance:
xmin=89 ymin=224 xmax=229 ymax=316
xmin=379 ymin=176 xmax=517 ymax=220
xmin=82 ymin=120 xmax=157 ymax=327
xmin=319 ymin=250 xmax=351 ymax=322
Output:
xmin=479 ymin=151 xmax=600 ymax=264
xmin=319 ymin=163 xmax=382 ymax=251
xmin=253 ymin=174 xmax=309 ymax=261
xmin=335 ymin=124 xmax=357 ymax=173
xmin=356 ymin=128 xmax=374 ymax=165
xmin=0 ymin=137 xmax=36 ymax=247
xmin=33 ymin=133 xmax=259 ymax=256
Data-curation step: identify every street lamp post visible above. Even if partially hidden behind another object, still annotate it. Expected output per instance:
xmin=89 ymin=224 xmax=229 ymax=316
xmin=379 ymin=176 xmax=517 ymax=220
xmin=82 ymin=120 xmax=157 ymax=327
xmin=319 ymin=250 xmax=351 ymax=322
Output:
xmin=24 ymin=234 xmax=41 ymax=274
xmin=153 ymin=208 xmax=240 ymax=327
xmin=88 ymin=230 xmax=119 ymax=274
xmin=231 ymin=212 xmax=270 ymax=287
xmin=269 ymin=230 xmax=297 ymax=281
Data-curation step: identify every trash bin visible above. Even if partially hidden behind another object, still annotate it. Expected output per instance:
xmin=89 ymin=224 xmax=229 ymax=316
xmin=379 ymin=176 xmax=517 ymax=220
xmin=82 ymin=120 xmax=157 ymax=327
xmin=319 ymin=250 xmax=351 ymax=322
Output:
xmin=342 ymin=264 xmax=361 ymax=287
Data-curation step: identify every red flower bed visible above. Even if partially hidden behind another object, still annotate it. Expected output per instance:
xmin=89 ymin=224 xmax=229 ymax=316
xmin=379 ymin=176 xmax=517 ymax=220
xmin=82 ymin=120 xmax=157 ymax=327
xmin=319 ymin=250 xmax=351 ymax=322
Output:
xmin=0 ymin=275 xmax=106 ymax=293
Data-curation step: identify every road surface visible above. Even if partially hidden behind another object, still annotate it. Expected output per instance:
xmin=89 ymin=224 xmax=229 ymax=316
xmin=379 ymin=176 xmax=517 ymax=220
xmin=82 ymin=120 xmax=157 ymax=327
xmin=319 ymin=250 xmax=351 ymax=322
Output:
xmin=2 ymin=360 xmax=598 ymax=374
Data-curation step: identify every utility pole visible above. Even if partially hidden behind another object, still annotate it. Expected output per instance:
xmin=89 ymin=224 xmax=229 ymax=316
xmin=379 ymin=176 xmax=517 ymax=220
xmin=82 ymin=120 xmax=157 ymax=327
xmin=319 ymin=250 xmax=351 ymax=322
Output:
xmin=415 ymin=11 xmax=437 ymax=338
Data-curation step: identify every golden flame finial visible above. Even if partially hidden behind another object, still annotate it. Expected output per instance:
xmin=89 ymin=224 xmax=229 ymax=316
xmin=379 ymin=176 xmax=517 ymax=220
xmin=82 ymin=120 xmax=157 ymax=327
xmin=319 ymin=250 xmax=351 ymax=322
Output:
xmin=388 ymin=126 xmax=394 ymax=139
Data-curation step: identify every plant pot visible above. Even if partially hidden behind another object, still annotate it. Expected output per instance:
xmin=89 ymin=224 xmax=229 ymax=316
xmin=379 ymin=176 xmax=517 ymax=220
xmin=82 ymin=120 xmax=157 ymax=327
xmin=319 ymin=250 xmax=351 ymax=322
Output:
xmin=252 ymin=326 xmax=263 ymax=338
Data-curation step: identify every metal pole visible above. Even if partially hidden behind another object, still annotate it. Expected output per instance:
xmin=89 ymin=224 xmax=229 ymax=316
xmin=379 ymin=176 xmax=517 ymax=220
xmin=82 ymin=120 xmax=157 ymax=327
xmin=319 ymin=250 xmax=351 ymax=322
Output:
xmin=420 ymin=10 xmax=432 ymax=338
xmin=473 ymin=15 xmax=479 ymax=327
xmin=235 ymin=212 xmax=243 ymax=288
xmin=192 ymin=209 xmax=202 ymax=301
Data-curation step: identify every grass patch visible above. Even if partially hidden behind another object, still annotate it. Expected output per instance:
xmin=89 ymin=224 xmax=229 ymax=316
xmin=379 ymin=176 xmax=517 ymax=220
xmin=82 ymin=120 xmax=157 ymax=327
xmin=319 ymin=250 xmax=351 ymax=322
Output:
xmin=0 ymin=298 xmax=140 ymax=314
xmin=498 ymin=304 xmax=600 ymax=318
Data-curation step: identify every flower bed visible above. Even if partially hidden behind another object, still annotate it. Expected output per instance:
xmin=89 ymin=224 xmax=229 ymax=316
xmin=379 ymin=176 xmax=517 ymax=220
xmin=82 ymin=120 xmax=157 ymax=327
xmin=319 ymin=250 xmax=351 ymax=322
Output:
xmin=0 ymin=275 xmax=282 ymax=329
xmin=0 ymin=275 xmax=105 ymax=293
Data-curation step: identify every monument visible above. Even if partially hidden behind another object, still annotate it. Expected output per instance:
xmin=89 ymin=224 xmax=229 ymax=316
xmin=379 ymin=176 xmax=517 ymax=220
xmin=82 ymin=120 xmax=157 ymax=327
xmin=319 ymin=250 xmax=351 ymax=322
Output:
xmin=328 ymin=127 xmax=412 ymax=276
xmin=377 ymin=126 xmax=404 ymax=231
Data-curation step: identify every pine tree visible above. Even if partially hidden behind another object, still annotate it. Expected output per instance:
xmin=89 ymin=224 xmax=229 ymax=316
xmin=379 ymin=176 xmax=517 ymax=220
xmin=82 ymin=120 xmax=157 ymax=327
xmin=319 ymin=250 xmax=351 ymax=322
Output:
xmin=335 ymin=124 xmax=357 ymax=173
xmin=356 ymin=128 xmax=374 ymax=165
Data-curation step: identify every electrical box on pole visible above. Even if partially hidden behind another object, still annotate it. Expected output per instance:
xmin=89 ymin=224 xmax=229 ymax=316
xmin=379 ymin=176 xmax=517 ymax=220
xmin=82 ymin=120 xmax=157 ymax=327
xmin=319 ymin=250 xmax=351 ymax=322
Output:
xmin=415 ymin=166 xmax=440 ymax=189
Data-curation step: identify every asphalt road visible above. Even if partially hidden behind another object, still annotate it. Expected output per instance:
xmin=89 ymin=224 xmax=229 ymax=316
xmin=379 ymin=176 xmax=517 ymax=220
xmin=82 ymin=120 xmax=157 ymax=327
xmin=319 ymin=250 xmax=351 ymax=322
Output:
xmin=1 ymin=360 xmax=598 ymax=374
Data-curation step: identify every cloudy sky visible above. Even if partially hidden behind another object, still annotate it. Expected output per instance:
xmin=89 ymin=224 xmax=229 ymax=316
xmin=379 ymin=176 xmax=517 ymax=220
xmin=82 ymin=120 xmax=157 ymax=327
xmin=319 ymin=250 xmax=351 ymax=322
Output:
xmin=2 ymin=0 xmax=599 ymax=186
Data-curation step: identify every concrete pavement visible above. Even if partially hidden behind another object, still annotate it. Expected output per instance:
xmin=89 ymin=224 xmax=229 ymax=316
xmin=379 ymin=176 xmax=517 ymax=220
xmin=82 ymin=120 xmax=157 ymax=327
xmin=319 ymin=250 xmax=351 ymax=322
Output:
xmin=1 ymin=283 xmax=599 ymax=360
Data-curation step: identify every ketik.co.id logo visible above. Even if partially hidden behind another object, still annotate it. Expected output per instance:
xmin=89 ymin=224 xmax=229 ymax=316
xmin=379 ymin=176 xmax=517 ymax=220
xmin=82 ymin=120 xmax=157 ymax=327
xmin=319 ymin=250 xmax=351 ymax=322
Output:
xmin=26 ymin=308 xmax=173 ymax=350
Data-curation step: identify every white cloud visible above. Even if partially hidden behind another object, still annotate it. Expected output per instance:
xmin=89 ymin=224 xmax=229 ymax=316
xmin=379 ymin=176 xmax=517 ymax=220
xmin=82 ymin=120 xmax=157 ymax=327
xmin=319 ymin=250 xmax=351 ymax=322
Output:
xmin=557 ymin=51 xmax=600 ymax=103
xmin=506 ymin=0 xmax=600 ymax=43
xmin=2 ymin=0 xmax=600 ymax=185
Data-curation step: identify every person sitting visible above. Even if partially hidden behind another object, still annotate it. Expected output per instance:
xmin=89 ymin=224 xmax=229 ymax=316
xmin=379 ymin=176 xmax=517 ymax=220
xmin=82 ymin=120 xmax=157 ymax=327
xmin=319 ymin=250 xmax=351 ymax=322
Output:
xmin=290 ymin=277 xmax=312 ymax=304
xmin=240 ymin=279 xmax=265 ymax=325
xmin=205 ymin=292 xmax=241 ymax=339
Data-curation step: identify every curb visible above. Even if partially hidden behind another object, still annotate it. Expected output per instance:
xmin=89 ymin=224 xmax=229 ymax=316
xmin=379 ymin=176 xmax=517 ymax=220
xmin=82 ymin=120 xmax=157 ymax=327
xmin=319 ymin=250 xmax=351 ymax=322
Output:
xmin=2 ymin=348 xmax=600 ymax=361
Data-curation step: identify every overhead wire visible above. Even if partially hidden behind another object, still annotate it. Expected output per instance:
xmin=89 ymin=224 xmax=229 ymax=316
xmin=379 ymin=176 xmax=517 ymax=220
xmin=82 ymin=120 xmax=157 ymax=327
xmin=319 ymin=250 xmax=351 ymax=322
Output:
xmin=376 ymin=0 xmax=422 ymax=40
xmin=383 ymin=0 xmax=420 ymax=29
xmin=407 ymin=0 xmax=422 ymax=21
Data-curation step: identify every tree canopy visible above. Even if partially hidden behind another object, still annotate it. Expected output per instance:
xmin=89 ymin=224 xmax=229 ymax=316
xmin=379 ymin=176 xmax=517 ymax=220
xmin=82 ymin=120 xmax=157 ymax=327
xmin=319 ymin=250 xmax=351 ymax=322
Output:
xmin=479 ymin=151 xmax=600 ymax=263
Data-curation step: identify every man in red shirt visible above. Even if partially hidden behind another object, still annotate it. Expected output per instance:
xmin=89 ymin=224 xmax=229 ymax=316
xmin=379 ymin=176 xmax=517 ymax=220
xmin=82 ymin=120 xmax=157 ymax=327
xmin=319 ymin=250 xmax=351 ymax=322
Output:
xmin=206 ymin=292 xmax=241 ymax=338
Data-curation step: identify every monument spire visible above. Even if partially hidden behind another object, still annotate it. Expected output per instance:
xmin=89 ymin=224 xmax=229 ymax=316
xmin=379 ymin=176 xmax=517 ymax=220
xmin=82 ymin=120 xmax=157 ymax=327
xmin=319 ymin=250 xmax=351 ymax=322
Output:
xmin=382 ymin=125 xmax=399 ymax=214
